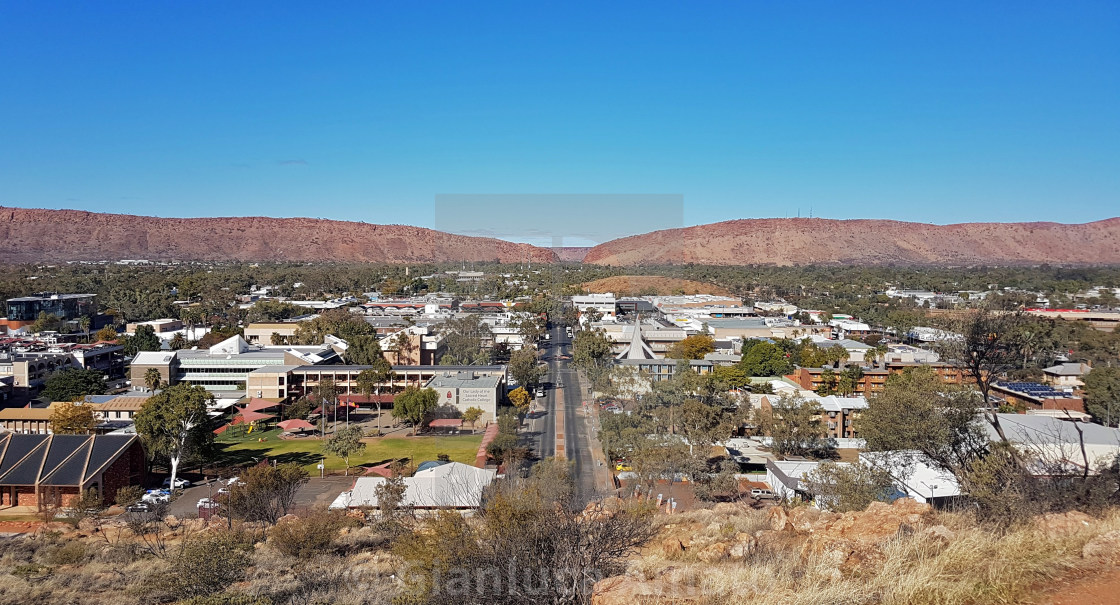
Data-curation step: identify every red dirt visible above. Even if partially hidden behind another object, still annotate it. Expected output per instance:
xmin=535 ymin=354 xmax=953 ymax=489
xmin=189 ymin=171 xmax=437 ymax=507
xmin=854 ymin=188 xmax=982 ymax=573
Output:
xmin=1045 ymin=567 xmax=1120 ymax=605
xmin=0 ymin=521 xmax=41 ymax=534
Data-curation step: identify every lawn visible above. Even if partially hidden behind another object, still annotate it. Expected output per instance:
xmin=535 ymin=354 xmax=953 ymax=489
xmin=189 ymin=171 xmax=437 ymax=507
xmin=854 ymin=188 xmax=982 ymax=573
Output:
xmin=214 ymin=427 xmax=483 ymax=473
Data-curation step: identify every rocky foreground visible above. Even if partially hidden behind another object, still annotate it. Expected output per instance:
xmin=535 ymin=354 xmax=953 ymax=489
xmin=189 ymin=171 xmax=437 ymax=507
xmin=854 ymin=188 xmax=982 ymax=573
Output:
xmin=590 ymin=499 xmax=1120 ymax=605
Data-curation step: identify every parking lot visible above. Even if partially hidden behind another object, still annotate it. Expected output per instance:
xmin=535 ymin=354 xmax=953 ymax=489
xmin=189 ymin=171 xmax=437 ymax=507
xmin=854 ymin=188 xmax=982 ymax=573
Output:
xmin=164 ymin=475 xmax=355 ymax=518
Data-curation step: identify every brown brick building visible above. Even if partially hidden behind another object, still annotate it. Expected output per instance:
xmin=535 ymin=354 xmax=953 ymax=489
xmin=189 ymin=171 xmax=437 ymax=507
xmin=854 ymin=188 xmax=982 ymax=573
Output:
xmin=0 ymin=434 xmax=145 ymax=509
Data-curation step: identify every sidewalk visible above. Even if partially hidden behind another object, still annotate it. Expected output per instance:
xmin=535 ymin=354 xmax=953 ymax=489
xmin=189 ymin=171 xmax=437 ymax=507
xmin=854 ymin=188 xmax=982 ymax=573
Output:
xmin=575 ymin=372 xmax=617 ymax=494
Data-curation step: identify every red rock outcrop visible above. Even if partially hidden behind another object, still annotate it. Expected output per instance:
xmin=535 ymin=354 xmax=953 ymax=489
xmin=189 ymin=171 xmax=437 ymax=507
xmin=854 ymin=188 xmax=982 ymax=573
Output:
xmin=584 ymin=217 xmax=1120 ymax=266
xmin=0 ymin=207 xmax=557 ymax=264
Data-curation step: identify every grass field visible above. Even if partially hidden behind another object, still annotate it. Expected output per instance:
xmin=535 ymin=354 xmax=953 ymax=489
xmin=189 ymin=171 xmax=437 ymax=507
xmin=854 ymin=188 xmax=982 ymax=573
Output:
xmin=214 ymin=427 xmax=483 ymax=473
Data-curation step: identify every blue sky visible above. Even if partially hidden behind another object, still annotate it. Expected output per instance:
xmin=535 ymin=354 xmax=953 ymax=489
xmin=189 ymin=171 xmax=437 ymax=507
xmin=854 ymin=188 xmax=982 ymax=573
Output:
xmin=1 ymin=2 xmax=1117 ymax=244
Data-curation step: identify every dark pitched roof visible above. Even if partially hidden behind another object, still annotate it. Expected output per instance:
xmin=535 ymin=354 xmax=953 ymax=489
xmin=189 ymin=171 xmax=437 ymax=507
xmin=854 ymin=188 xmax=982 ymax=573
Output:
xmin=0 ymin=434 xmax=139 ymax=487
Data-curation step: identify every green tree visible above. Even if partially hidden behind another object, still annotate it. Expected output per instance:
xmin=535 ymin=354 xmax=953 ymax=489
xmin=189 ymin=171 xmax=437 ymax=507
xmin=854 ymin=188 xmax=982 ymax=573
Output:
xmin=756 ymin=394 xmax=830 ymax=458
xmin=462 ymin=406 xmax=484 ymax=429
xmin=49 ymin=401 xmax=97 ymax=434
xmin=392 ymin=386 xmax=439 ymax=434
xmin=573 ymin=327 xmax=614 ymax=386
xmin=224 ymin=463 xmax=308 ymax=524
xmin=123 ymin=324 xmax=162 ymax=355
xmin=1083 ymin=366 xmax=1120 ymax=426
xmin=391 ymin=331 xmax=415 ymax=364
xmin=244 ymin=300 xmax=306 ymax=323
xmin=78 ymin=316 xmax=91 ymax=343
xmin=856 ymin=366 xmax=985 ymax=472
xmin=291 ymin=308 xmax=375 ymax=345
xmin=835 ymin=365 xmax=864 ymax=396
xmin=40 ymin=367 xmax=107 ymax=402
xmin=31 ymin=311 xmax=62 ymax=333
xmin=816 ymin=368 xmax=838 ymax=395
xmin=322 ymin=425 xmax=366 ymax=475
xmin=144 ymin=367 xmax=163 ymax=391
xmin=283 ymin=396 xmax=312 ymax=420
xmin=168 ymin=332 xmax=188 ymax=350
xmin=739 ymin=340 xmax=792 ymax=377
xmin=508 ymin=347 xmax=544 ymax=389
xmin=134 ymin=383 xmax=214 ymax=491
xmin=712 ymin=364 xmax=749 ymax=390
xmin=346 ymin=335 xmax=387 ymax=365
xmin=677 ymin=399 xmax=728 ymax=455
xmin=356 ymin=359 xmax=394 ymax=435
xmin=942 ymin=307 xmax=1027 ymax=444
xmin=803 ymin=461 xmax=896 ymax=512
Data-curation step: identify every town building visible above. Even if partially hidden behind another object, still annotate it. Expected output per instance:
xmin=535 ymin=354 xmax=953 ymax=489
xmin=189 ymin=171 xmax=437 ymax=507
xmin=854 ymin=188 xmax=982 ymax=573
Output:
xmin=424 ymin=371 xmax=503 ymax=424
xmin=990 ymin=382 xmax=1086 ymax=414
xmin=129 ymin=334 xmax=341 ymax=397
xmin=785 ymin=366 xmax=890 ymax=398
xmin=1042 ymin=362 xmax=1092 ymax=389
xmin=378 ymin=326 xmax=447 ymax=365
xmin=572 ymin=293 xmax=618 ymax=319
xmin=0 ymin=433 xmax=146 ymax=508
xmin=330 ymin=461 xmax=497 ymax=512
xmin=0 ymin=340 xmax=124 ymax=397
xmin=0 ymin=407 xmax=52 ymax=434
xmin=2 ymin=293 xmax=100 ymax=334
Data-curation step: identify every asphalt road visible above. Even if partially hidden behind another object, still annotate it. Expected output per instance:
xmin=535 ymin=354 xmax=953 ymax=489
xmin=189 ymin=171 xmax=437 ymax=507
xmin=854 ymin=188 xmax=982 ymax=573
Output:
xmin=523 ymin=323 xmax=601 ymax=507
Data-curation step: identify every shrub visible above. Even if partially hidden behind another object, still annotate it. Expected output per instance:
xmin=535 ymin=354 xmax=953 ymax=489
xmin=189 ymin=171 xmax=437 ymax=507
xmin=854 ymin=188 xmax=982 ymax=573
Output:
xmin=43 ymin=541 xmax=88 ymax=566
xmin=269 ymin=509 xmax=354 ymax=558
xmin=155 ymin=531 xmax=253 ymax=598
xmin=116 ymin=485 xmax=144 ymax=507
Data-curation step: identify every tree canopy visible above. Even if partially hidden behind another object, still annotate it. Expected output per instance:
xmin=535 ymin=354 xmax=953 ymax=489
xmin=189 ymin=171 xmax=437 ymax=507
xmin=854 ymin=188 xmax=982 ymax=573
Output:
xmin=1084 ymin=366 xmax=1120 ymax=426
xmin=392 ymin=386 xmax=439 ymax=434
xmin=49 ymin=401 xmax=97 ymax=434
xmin=40 ymin=367 xmax=107 ymax=402
xmin=134 ymin=383 xmax=214 ymax=489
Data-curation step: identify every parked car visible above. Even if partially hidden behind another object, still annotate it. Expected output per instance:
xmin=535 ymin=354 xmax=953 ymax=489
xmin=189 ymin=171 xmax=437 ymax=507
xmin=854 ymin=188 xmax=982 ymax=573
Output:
xmin=125 ymin=501 xmax=152 ymax=513
xmin=162 ymin=477 xmax=191 ymax=489
xmin=535 ymin=387 xmax=545 ymax=398
xmin=614 ymin=461 xmax=632 ymax=472
xmin=141 ymin=490 xmax=171 ymax=504
xmin=750 ymin=488 xmax=776 ymax=500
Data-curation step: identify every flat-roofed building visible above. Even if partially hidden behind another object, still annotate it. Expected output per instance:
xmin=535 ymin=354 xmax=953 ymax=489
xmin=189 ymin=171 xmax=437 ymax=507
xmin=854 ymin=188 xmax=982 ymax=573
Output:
xmin=424 ymin=371 xmax=504 ymax=424
xmin=0 ymin=407 xmax=52 ymax=434
xmin=244 ymin=321 xmax=304 ymax=345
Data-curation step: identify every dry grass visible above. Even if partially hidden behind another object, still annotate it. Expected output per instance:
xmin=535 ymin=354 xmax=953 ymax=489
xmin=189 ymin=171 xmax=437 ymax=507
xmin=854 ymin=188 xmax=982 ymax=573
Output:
xmin=625 ymin=506 xmax=1120 ymax=605
xmin=3 ymin=503 xmax=1118 ymax=604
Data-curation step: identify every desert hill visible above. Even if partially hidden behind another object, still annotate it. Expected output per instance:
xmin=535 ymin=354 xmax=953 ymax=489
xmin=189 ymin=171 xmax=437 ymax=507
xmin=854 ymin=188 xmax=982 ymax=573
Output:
xmin=583 ymin=217 xmax=1120 ymax=266
xmin=0 ymin=207 xmax=556 ymax=264
xmin=581 ymin=275 xmax=734 ymax=297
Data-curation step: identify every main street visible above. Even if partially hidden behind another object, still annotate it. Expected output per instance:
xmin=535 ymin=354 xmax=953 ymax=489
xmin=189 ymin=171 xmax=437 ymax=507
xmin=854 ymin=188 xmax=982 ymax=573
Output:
xmin=523 ymin=322 xmax=611 ymax=506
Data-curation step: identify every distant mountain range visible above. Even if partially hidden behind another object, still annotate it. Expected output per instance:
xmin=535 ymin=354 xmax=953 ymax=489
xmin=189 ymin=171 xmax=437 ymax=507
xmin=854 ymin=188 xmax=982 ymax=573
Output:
xmin=0 ymin=207 xmax=556 ymax=264
xmin=3 ymin=208 xmax=1119 ymax=266
xmin=582 ymin=218 xmax=1120 ymax=266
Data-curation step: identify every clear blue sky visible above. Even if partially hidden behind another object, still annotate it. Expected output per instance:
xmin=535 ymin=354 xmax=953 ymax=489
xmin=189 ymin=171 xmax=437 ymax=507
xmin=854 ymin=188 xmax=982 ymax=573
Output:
xmin=1 ymin=2 xmax=1117 ymax=242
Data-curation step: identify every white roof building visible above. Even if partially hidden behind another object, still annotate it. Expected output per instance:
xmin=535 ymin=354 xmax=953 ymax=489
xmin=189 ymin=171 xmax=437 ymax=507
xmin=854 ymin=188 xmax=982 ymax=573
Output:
xmin=330 ymin=462 xmax=498 ymax=510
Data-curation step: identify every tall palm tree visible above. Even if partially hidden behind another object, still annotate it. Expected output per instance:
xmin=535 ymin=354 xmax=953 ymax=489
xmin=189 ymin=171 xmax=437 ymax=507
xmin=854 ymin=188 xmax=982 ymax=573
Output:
xmin=78 ymin=316 xmax=91 ymax=343
xmin=144 ymin=368 xmax=163 ymax=392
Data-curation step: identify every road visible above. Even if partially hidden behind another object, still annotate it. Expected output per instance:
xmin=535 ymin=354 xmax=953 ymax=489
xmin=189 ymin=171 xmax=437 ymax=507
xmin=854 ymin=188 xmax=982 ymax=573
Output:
xmin=524 ymin=323 xmax=610 ymax=506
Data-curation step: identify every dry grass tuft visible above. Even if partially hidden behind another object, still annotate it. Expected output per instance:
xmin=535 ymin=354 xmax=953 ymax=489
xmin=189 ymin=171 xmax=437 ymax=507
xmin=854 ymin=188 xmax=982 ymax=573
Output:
xmin=622 ymin=507 xmax=1120 ymax=605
